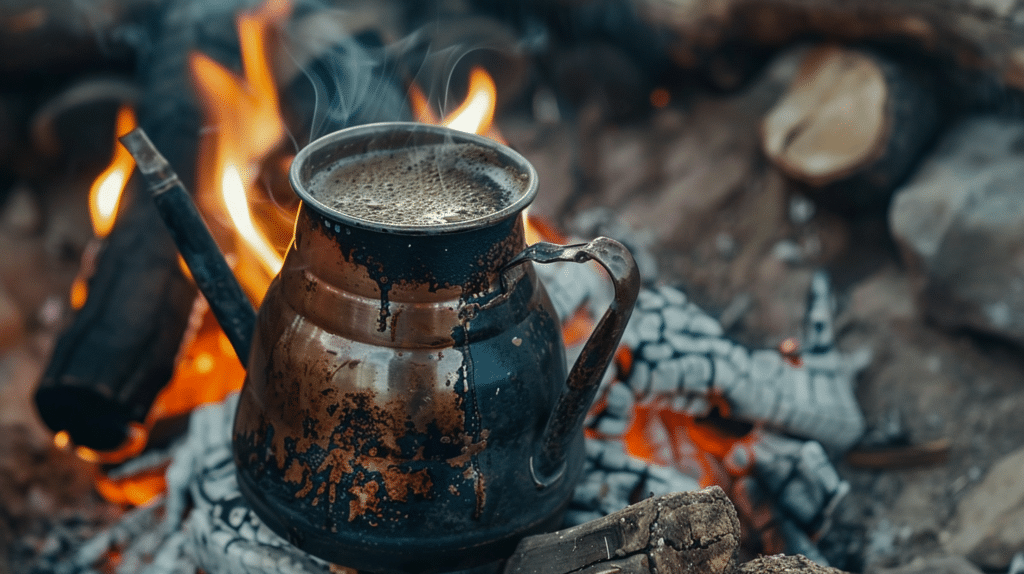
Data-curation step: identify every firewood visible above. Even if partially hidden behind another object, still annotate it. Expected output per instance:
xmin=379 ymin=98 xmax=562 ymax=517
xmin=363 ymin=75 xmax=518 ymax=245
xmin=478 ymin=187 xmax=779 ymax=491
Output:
xmin=760 ymin=45 xmax=941 ymax=211
xmin=634 ymin=0 xmax=1024 ymax=94
xmin=33 ymin=2 xmax=204 ymax=452
xmin=504 ymin=486 xmax=741 ymax=574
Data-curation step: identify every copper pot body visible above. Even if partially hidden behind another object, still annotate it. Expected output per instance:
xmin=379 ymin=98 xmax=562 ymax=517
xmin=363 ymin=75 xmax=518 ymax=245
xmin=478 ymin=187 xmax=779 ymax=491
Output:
xmin=233 ymin=123 xmax=638 ymax=573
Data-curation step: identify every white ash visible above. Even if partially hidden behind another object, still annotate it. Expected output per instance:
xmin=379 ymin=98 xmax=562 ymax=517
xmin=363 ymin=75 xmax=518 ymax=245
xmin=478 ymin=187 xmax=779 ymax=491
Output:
xmin=564 ymin=438 xmax=700 ymax=527
xmin=535 ymin=241 xmax=862 ymax=559
xmin=540 ymin=260 xmax=868 ymax=451
xmin=32 ymin=396 xmax=336 ymax=574
xmin=748 ymin=433 xmax=849 ymax=537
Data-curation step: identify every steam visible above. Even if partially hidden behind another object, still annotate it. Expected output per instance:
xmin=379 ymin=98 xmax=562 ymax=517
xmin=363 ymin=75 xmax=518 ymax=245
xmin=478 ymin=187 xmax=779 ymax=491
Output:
xmin=278 ymin=4 xmax=528 ymax=146
xmin=280 ymin=7 xmax=411 ymax=145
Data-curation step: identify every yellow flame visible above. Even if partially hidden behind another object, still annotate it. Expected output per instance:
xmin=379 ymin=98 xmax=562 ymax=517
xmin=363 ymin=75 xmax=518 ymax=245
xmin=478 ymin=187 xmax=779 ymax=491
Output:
xmin=411 ymin=66 xmax=504 ymax=143
xmin=444 ymin=67 xmax=498 ymax=135
xmin=189 ymin=0 xmax=291 ymax=285
xmin=89 ymin=106 xmax=137 ymax=238
xmin=221 ymin=164 xmax=284 ymax=274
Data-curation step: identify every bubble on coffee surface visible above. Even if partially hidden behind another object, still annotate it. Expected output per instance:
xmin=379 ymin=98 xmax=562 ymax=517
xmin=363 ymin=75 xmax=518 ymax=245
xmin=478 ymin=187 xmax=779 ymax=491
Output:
xmin=307 ymin=143 xmax=524 ymax=226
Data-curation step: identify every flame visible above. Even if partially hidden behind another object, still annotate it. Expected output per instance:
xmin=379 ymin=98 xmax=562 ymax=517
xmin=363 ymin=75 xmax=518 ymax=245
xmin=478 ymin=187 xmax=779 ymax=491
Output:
xmin=71 ymin=108 xmax=138 ymax=310
xmin=70 ymin=0 xmax=291 ymax=507
xmin=189 ymin=0 xmax=292 ymax=296
xmin=89 ymin=106 xmax=137 ymax=238
xmin=411 ymin=66 xmax=505 ymax=143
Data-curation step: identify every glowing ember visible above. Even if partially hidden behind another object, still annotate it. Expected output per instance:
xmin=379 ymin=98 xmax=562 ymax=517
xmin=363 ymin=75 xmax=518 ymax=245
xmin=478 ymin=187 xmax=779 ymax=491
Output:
xmin=779 ymin=336 xmax=803 ymax=367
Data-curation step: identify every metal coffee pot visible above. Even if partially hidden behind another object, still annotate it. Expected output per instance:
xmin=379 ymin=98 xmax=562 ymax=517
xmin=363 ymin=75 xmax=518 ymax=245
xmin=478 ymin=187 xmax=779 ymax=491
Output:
xmin=136 ymin=122 xmax=639 ymax=573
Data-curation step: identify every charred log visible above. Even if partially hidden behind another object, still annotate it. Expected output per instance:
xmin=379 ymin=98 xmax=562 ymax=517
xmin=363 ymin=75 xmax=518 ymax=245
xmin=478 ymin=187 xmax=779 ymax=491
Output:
xmin=33 ymin=1 xmax=210 ymax=451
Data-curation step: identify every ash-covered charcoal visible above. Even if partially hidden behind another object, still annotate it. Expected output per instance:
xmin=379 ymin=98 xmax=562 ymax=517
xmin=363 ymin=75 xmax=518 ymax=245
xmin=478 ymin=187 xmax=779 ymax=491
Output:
xmin=40 ymin=395 xmax=334 ymax=574
xmin=538 ymin=260 xmax=869 ymax=450
xmin=565 ymin=438 xmax=700 ymax=527
xmin=749 ymin=433 xmax=850 ymax=539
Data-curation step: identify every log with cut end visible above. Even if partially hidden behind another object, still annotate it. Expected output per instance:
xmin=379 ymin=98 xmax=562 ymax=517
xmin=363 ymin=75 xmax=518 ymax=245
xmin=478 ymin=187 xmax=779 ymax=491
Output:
xmin=504 ymin=486 xmax=741 ymax=574
xmin=760 ymin=45 xmax=940 ymax=211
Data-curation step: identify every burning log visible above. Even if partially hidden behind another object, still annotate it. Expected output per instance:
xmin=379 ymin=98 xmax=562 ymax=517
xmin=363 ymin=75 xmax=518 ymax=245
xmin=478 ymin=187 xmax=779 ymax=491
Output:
xmin=34 ymin=195 xmax=197 ymax=451
xmin=33 ymin=0 xmax=207 ymax=451
xmin=760 ymin=45 xmax=941 ymax=212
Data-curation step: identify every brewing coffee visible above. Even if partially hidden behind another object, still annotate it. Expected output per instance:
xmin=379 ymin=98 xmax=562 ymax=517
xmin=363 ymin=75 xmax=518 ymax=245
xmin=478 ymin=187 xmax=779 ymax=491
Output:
xmin=307 ymin=143 xmax=524 ymax=227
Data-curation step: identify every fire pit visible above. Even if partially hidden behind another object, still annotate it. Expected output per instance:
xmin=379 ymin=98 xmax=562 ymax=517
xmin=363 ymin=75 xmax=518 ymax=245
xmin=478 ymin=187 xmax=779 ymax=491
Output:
xmin=4 ymin=0 xmax=1024 ymax=573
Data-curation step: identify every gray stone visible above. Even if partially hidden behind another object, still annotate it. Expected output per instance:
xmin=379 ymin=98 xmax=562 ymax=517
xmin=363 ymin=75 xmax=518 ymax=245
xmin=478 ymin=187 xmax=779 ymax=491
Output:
xmin=944 ymin=446 xmax=1024 ymax=569
xmin=890 ymin=117 xmax=1024 ymax=347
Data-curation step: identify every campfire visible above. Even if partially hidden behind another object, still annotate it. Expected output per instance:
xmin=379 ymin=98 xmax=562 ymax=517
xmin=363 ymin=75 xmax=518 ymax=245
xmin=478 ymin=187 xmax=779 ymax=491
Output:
xmin=5 ymin=0 xmax=1024 ymax=573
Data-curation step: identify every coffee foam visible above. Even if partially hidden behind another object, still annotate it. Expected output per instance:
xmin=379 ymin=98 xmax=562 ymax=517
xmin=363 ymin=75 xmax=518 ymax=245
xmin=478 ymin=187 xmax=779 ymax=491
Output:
xmin=306 ymin=143 xmax=525 ymax=227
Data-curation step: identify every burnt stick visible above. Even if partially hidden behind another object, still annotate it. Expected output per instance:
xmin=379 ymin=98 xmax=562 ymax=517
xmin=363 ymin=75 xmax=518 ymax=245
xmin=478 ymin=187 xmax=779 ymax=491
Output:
xmin=120 ymin=128 xmax=255 ymax=366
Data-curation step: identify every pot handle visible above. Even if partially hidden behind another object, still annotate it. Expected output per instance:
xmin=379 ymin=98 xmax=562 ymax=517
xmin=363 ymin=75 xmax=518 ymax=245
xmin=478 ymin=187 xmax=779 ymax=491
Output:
xmin=501 ymin=237 xmax=640 ymax=488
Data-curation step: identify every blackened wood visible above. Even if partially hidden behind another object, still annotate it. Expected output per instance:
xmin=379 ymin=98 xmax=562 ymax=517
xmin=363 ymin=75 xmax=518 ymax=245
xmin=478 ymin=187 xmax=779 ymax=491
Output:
xmin=34 ymin=189 xmax=197 ymax=451
xmin=121 ymin=127 xmax=255 ymax=365
xmin=33 ymin=0 xmax=211 ymax=452
xmin=635 ymin=0 xmax=1024 ymax=99
xmin=845 ymin=438 xmax=951 ymax=469
xmin=504 ymin=486 xmax=740 ymax=574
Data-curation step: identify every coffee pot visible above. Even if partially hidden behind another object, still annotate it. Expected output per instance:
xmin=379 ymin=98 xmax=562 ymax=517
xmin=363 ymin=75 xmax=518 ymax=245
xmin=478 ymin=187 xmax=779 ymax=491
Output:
xmin=133 ymin=122 xmax=639 ymax=573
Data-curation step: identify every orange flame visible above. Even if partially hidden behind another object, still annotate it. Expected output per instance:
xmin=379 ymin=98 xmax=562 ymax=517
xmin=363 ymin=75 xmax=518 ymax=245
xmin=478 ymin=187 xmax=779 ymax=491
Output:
xmin=189 ymin=0 xmax=292 ymax=297
xmin=71 ymin=107 xmax=138 ymax=310
xmin=71 ymin=0 xmax=292 ymax=507
xmin=89 ymin=106 xmax=137 ymax=238
xmin=410 ymin=66 xmax=505 ymax=143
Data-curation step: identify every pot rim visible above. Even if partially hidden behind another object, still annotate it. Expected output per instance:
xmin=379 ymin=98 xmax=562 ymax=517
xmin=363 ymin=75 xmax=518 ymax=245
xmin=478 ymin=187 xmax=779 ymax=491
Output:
xmin=289 ymin=122 xmax=539 ymax=235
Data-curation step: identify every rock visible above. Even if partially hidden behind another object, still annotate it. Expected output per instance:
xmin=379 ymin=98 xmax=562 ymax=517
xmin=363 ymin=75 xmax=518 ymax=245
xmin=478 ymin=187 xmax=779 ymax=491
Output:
xmin=889 ymin=117 xmax=1024 ymax=347
xmin=872 ymin=555 xmax=984 ymax=574
xmin=944 ymin=446 xmax=1024 ymax=569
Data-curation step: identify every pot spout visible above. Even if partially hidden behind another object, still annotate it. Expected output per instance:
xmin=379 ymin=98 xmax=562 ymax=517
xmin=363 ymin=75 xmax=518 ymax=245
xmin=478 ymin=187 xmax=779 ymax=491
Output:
xmin=120 ymin=128 xmax=256 ymax=366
